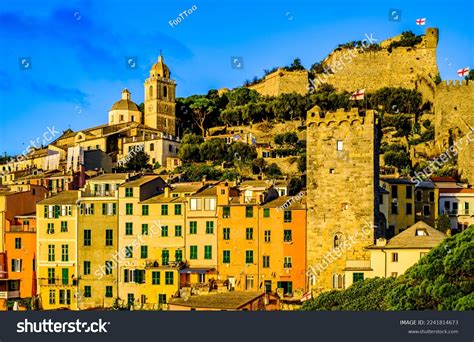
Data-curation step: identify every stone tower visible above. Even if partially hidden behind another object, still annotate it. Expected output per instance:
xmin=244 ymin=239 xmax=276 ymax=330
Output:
xmin=144 ymin=53 xmax=177 ymax=136
xmin=306 ymin=107 xmax=379 ymax=292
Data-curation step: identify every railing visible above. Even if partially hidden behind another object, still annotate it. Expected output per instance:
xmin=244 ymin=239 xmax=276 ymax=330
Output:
xmin=444 ymin=209 xmax=458 ymax=216
xmin=7 ymin=225 xmax=36 ymax=233
xmin=82 ymin=190 xmax=117 ymax=198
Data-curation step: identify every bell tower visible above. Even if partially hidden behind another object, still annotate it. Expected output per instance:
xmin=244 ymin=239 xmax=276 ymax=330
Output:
xmin=144 ymin=53 xmax=177 ymax=136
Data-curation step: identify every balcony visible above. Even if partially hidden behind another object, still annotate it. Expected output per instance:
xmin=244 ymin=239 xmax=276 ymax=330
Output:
xmin=82 ymin=190 xmax=117 ymax=198
xmin=444 ymin=209 xmax=458 ymax=216
xmin=7 ymin=225 xmax=36 ymax=233
xmin=0 ymin=290 xmax=19 ymax=299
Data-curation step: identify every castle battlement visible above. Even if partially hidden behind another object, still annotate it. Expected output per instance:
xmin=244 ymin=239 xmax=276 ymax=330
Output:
xmin=307 ymin=106 xmax=376 ymax=126
xmin=436 ymin=79 xmax=474 ymax=89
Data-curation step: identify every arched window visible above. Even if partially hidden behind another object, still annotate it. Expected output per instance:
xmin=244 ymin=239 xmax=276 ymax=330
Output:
xmin=332 ymin=273 xmax=345 ymax=289
xmin=163 ymin=85 xmax=167 ymax=98
xmin=149 ymin=85 xmax=153 ymax=99
xmin=333 ymin=232 xmax=343 ymax=249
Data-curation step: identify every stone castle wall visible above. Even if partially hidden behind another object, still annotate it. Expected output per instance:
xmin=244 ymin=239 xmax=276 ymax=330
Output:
xmin=306 ymin=107 xmax=378 ymax=292
xmin=247 ymin=69 xmax=308 ymax=97
xmin=434 ymin=80 xmax=474 ymax=183
xmin=314 ymin=28 xmax=439 ymax=102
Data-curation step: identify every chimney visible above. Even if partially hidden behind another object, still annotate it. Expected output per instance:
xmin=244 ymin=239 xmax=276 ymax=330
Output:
xmin=164 ymin=186 xmax=170 ymax=198
xmin=375 ymin=238 xmax=387 ymax=247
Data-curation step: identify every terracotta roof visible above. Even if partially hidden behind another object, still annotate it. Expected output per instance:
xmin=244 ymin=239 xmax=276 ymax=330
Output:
xmin=369 ymin=221 xmax=446 ymax=249
xmin=430 ymin=176 xmax=457 ymax=182
xmin=169 ymin=291 xmax=265 ymax=310
xmin=190 ymin=186 xmax=217 ymax=197
xmin=439 ymin=188 xmax=474 ymax=194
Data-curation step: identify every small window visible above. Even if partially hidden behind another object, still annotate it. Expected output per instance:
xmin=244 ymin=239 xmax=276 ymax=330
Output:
xmin=284 ymin=210 xmax=292 ymax=222
xmin=429 ymin=191 xmax=435 ymax=203
xmin=405 ymin=203 xmax=412 ymax=215
xmin=126 ymin=203 xmax=133 ymax=215
xmin=189 ymin=221 xmax=197 ymax=234
xmin=263 ymin=208 xmax=270 ymax=218
xmin=245 ymin=206 xmax=253 ymax=218
xmin=174 ymin=204 xmax=182 ymax=215
xmin=333 ymin=233 xmax=343 ymax=248
xmin=353 ymin=272 xmax=364 ymax=283
xmin=284 ymin=229 xmax=292 ymax=242
xmin=392 ymin=253 xmax=398 ymax=262
xmin=223 ymin=227 xmax=230 ymax=240
xmin=175 ymin=225 xmax=182 ymax=237
xmin=336 ymin=140 xmax=343 ymax=151
xmin=416 ymin=190 xmax=422 ymax=202
xmin=15 ymin=238 xmax=21 ymax=249
xmin=391 ymin=185 xmax=398 ymax=199
xmin=161 ymin=225 xmax=168 ymax=237
xmin=406 ymin=186 xmax=412 ymax=199
xmin=423 ymin=205 xmax=431 ymax=217
xmin=190 ymin=246 xmax=198 ymax=260
xmin=223 ymin=206 xmax=231 ymax=218
xmin=125 ymin=188 xmax=133 ymax=197
xmin=142 ymin=205 xmax=149 ymax=216
xmin=223 ymin=250 xmax=231 ymax=264
xmin=246 ymin=227 xmax=253 ymax=240
xmin=264 ymin=230 xmax=271 ymax=242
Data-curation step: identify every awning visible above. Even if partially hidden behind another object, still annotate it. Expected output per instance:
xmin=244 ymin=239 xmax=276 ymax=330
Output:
xmin=179 ymin=268 xmax=214 ymax=274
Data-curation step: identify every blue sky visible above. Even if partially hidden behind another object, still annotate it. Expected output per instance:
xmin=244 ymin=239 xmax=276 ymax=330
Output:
xmin=0 ymin=0 xmax=473 ymax=154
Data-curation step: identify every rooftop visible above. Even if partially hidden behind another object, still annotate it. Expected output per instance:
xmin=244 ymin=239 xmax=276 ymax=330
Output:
xmin=380 ymin=178 xmax=415 ymax=185
xmin=369 ymin=221 xmax=446 ymax=249
xmin=37 ymin=191 xmax=80 ymax=205
xmin=89 ymin=173 xmax=129 ymax=182
xmin=169 ymin=291 xmax=265 ymax=310
xmin=439 ymin=188 xmax=474 ymax=194
xmin=261 ymin=195 xmax=306 ymax=209
xmin=120 ymin=175 xmax=161 ymax=187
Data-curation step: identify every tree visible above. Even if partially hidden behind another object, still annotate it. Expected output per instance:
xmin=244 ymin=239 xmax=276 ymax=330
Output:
xmin=189 ymin=97 xmax=215 ymax=137
xmin=435 ymin=214 xmax=451 ymax=233
xmin=288 ymin=177 xmax=302 ymax=196
xmin=465 ymin=69 xmax=474 ymax=81
xmin=125 ymin=150 xmax=150 ymax=171
xmin=228 ymin=142 xmax=257 ymax=163
xmin=297 ymin=153 xmax=306 ymax=173
xmin=252 ymin=158 xmax=267 ymax=176
xmin=383 ymin=150 xmax=411 ymax=171
xmin=220 ymin=107 xmax=241 ymax=126
xmin=199 ymin=139 xmax=226 ymax=162
xmin=226 ymin=88 xmax=259 ymax=108
xmin=266 ymin=163 xmax=282 ymax=178
xmin=283 ymin=132 xmax=298 ymax=146
xmin=285 ymin=58 xmax=305 ymax=71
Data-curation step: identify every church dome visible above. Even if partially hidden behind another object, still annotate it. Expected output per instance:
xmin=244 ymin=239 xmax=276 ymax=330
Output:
xmin=150 ymin=54 xmax=170 ymax=78
xmin=110 ymin=89 xmax=140 ymax=111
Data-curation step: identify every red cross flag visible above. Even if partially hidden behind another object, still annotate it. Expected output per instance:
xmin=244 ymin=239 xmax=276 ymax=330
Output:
xmin=350 ymin=89 xmax=365 ymax=100
xmin=457 ymin=67 xmax=470 ymax=77
xmin=416 ymin=18 xmax=426 ymax=25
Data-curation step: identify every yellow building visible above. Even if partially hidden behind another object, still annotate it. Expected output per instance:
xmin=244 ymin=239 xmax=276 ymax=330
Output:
xmin=183 ymin=186 xmax=219 ymax=286
xmin=346 ymin=221 xmax=446 ymax=287
xmin=117 ymin=175 xmax=168 ymax=309
xmin=380 ymin=178 xmax=416 ymax=237
xmin=136 ymin=184 xmax=201 ymax=308
xmin=36 ymin=191 xmax=80 ymax=310
xmin=414 ymin=181 xmax=439 ymax=227
xmin=76 ymin=174 xmax=128 ymax=309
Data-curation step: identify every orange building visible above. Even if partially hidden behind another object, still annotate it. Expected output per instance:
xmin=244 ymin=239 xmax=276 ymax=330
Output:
xmin=3 ymin=214 xmax=37 ymax=307
xmin=217 ymin=183 xmax=307 ymax=299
